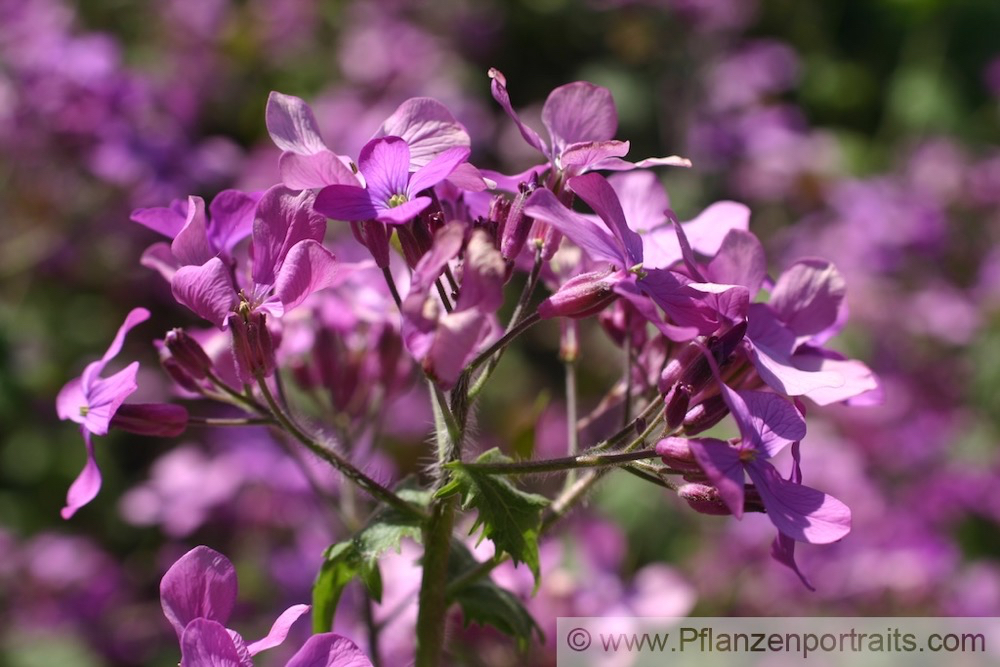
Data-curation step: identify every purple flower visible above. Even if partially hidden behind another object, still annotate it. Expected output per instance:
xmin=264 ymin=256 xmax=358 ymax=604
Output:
xmin=313 ymin=136 xmax=470 ymax=225
xmin=161 ymin=546 xmax=372 ymax=666
xmin=56 ymin=307 xmax=186 ymax=519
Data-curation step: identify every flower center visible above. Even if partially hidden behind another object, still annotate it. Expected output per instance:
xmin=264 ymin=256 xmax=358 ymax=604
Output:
xmin=387 ymin=193 xmax=408 ymax=208
xmin=79 ymin=406 xmax=89 ymax=417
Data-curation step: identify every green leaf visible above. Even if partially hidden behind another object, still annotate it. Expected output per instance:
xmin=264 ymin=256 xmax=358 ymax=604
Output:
xmin=447 ymin=541 xmax=544 ymax=651
xmin=436 ymin=448 xmax=548 ymax=586
xmin=312 ymin=489 xmax=428 ymax=633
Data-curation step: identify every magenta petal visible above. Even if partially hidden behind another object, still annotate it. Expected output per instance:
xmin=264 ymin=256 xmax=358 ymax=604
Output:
xmin=208 ymin=190 xmax=261 ymax=254
xmin=427 ymin=310 xmax=494 ymax=388
xmin=172 ymin=259 xmax=237 ymax=329
xmin=446 ymin=162 xmax=491 ymax=192
xmin=454 ymin=232 xmax=506 ymax=312
xmin=280 ymin=151 xmax=359 ymax=190
xmin=560 ymin=140 xmax=630 ymax=171
xmin=80 ymin=307 xmax=150 ymax=391
xmin=787 ymin=352 xmax=881 ymax=407
xmin=771 ymin=533 xmax=815 ymax=591
xmin=568 ymin=172 xmax=643 ymax=266
xmin=706 ymin=229 xmax=766 ymax=292
xmin=252 ymin=186 xmax=327 ymax=285
xmin=161 ymin=546 xmax=238 ymax=638
xmin=274 ymin=240 xmax=353 ymax=312
xmin=683 ymin=201 xmax=752 ymax=258
xmin=172 ymin=196 xmax=215 ymax=267
xmin=408 ymin=146 xmax=470 ymax=195
xmin=746 ymin=461 xmax=851 ymax=544
xmin=246 ymin=604 xmax=310 ymax=656
xmin=141 ymin=242 xmax=180 ymax=282
xmin=374 ymin=196 xmax=432 ymax=225
xmin=637 ymin=269 xmax=724 ymax=333
xmin=488 ymin=68 xmax=548 ymax=156
xmin=687 ymin=438 xmax=746 ymax=518
xmin=56 ymin=377 xmax=86 ymax=423
xmin=286 ymin=633 xmax=373 ymax=667
xmin=733 ymin=389 xmax=806 ymax=458
xmin=314 ymin=184 xmax=379 ymax=222
xmin=84 ymin=362 xmax=140 ymax=436
xmin=266 ymin=91 xmax=328 ymax=155
xmin=180 ymin=619 xmax=244 ymax=667
xmin=523 ymin=188 xmax=625 ymax=266
xmin=769 ymin=259 xmax=846 ymax=338
xmin=613 ymin=280 xmax=700 ymax=341
xmin=746 ymin=305 xmax=845 ymax=396
xmin=377 ymin=97 xmax=471 ymax=169
xmin=131 ymin=200 xmax=187 ymax=238
xmin=357 ymin=137 xmax=410 ymax=205
xmin=541 ymin=81 xmax=617 ymax=155
xmin=61 ymin=428 xmax=101 ymax=520
xmin=607 ymin=171 xmax=670 ymax=234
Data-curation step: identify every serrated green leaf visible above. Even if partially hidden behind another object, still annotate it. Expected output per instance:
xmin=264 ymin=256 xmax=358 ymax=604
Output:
xmin=436 ymin=448 xmax=548 ymax=586
xmin=312 ymin=489 xmax=428 ymax=633
xmin=447 ymin=541 xmax=544 ymax=651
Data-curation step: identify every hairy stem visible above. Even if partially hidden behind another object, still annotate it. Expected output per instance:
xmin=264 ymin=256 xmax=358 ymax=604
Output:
xmin=459 ymin=448 xmax=660 ymax=475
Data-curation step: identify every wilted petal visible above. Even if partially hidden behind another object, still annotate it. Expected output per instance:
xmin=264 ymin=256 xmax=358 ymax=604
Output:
xmin=456 ymin=231 xmax=506 ymax=312
xmin=746 ymin=461 xmax=851 ymax=544
xmin=706 ymin=229 xmax=766 ymax=293
xmin=266 ymin=92 xmax=328 ymax=154
xmin=61 ymin=428 xmax=101 ymax=520
xmin=280 ymin=151 xmax=359 ymax=190
xmin=252 ymin=186 xmax=327 ymax=285
xmin=408 ymin=146 xmax=470 ymax=196
xmin=180 ymin=619 xmax=244 ymax=667
xmin=542 ymin=81 xmax=617 ymax=155
xmin=523 ymin=188 xmax=625 ymax=266
xmin=80 ymin=307 xmax=150 ymax=391
xmin=686 ymin=438 xmax=746 ymax=518
xmin=426 ymin=310 xmax=493 ymax=388
xmin=599 ymin=154 xmax=693 ymax=170
xmin=377 ymin=97 xmax=471 ymax=169
xmin=172 ymin=196 xmax=215 ymax=267
xmin=285 ymin=633 xmax=374 ymax=667
xmin=488 ymin=68 xmax=547 ymax=156
xmin=568 ymin=172 xmax=643 ymax=266
xmin=246 ymin=604 xmax=310 ymax=656
xmin=172 ymin=259 xmax=237 ymax=329
xmin=769 ymin=259 xmax=846 ymax=338
xmin=161 ymin=546 xmax=238 ymax=638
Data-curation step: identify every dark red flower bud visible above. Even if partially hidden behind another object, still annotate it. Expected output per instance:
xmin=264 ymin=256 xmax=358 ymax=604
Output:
xmin=655 ymin=436 xmax=701 ymax=472
xmin=664 ymin=383 xmax=692 ymax=430
xmin=111 ymin=403 xmax=188 ymax=437
xmin=538 ymin=269 xmax=618 ymax=319
xmin=161 ymin=357 xmax=204 ymax=393
xmin=164 ymin=328 xmax=213 ymax=380
xmin=229 ymin=311 xmax=276 ymax=384
xmin=682 ymin=395 xmax=730 ymax=434
xmin=500 ymin=180 xmax=537 ymax=262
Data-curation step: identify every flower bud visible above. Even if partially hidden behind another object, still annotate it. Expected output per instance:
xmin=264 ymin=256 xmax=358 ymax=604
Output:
xmin=677 ymin=483 xmax=765 ymax=515
xmin=161 ymin=357 xmax=204 ymax=393
xmin=111 ymin=403 xmax=188 ymax=437
xmin=664 ymin=383 xmax=692 ymax=430
xmin=350 ymin=220 xmax=391 ymax=269
xmin=229 ymin=311 xmax=276 ymax=384
xmin=655 ymin=436 xmax=701 ymax=472
xmin=164 ymin=328 xmax=213 ymax=380
xmin=682 ymin=395 xmax=729 ymax=434
xmin=538 ymin=269 xmax=617 ymax=319
xmin=500 ymin=179 xmax=537 ymax=262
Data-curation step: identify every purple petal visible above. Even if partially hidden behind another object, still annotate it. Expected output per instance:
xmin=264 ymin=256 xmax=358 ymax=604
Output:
xmin=607 ymin=171 xmax=670 ymax=234
xmin=402 ymin=222 xmax=466 ymax=318
xmin=357 ymin=137 xmax=410 ymax=206
xmin=488 ymin=68 xmax=548 ymax=156
xmin=285 ymin=633 xmax=373 ymax=667
xmin=644 ymin=201 xmax=752 ymax=270
xmin=686 ymin=438 xmax=746 ymax=518
xmin=83 ymin=362 xmax=140 ymax=436
xmin=314 ymin=184 xmax=379 ymax=222
xmin=425 ymin=310 xmax=495 ymax=388
xmin=61 ymin=428 xmax=101 ymax=520
xmin=455 ymin=231 xmax=505 ymax=312
xmin=706 ymin=229 xmax=766 ymax=292
xmin=246 ymin=604 xmax=310 ymax=656
xmin=131 ymin=199 xmax=187 ymax=238
xmin=787 ymin=349 xmax=881 ymax=406
xmin=180 ymin=619 xmax=244 ymax=667
xmin=745 ymin=460 xmax=851 ymax=544
xmin=374 ymin=196 xmax=432 ymax=225
xmin=598 ymin=154 xmax=693 ymax=170
xmin=266 ymin=92 xmax=328 ymax=154
xmin=252 ymin=186 xmax=327 ymax=286
xmin=208 ymin=190 xmax=262 ymax=254
xmin=560 ymin=140 xmax=630 ymax=171
xmin=446 ymin=162 xmax=491 ymax=192
xmin=280 ymin=150 xmax=359 ymax=190
xmin=688 ymin=282 xmax=750 ymax=325
xmin=746 ymin=304 xmax=845 ymax=396
xmin=172 ymin=259 xmax=238 ymax=329
xmin=637 ymin=269 xmax=729 ymax=333
xmin=541 ymin=81 xmax=617 ymax=155
xmin=733 ymin=389 xmax=806 ymax=458
xmin=479 ymin=164 xmax=547 ymax=193
xmin=376 ymin=97 xmax=471 ymax=169
xmin=141 ymin=242 xmax=180 ymax=282
xmin=671 ymin=214 xmax=707 ymax=282
xmin=771 ymin=533 xmax=815 ymax=591
xmin=274 ymin=241 xmax=359 ymax=312
xmin=613 ymin=279 xmax=700 ymax=341
xmin=56 ymin=377 xmax=86 ymax=424
xmin=161 ymin=546 xmax=238 ymax=638
xmin=769 ymin=259 xmax=846 ymax=338
xmin=171 ymin=196 xmax=215 ymax=267
xmin=523 ymin=188 xmax=625 ymax=266
xmin=408 ymin=146 xmax=470 ymax=196
xmin=568 ymin=172 xmax=643 ymax=266
xmin=80 ymin=307 xmax=150 ymax=391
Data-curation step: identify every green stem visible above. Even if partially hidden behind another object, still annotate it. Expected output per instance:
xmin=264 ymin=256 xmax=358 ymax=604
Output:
xmin=255 ymin=376 xmax=425 ymax=520
xmin=187 ymin=416 xmax=275 ymax=427
xmin=460 ymin=448 xmax=660 ymax=475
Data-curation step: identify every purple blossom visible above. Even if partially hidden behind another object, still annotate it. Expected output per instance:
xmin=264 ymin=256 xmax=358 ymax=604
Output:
xmin=313 ymin=136 xmax=470 ymax=225
xmin=161 ymin=546 xmax=371 ymax=666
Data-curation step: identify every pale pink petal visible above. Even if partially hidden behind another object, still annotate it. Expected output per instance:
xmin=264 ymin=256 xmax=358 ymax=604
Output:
xmin=180 ymin=619 xmax=244 ymax=667
xmin=246 ymin=604 xmax=310 ymax=656
xmin=488 ymin=68 xmax=548 ymax=156
xmin=285 ymin=633 xmax=373 ymax=667
xmin=61 ymin=428 xmax=102 ymax=520
xmin=161 ymin=546 xmax=238 ymax=638
xmin=542 ymin=81 xmax=617 ymax=155
xmin=266 ymin=92 xmax=328 ymax=154
xmin=280 ymin=150 xmax=359 ymax=190
xmin=171 ymin=259 xmax=237 ymax=329
xmin=376 ymin=97 xmax=471 ymax=169
xmin=746 ymin=461 xmax=851 ymax=544
xmin=596 ymin=154 xmax=693 ymax=170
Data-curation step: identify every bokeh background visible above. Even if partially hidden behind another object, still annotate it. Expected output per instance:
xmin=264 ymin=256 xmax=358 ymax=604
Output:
xmin=3 ymin=0 xmax=1000 ymax=665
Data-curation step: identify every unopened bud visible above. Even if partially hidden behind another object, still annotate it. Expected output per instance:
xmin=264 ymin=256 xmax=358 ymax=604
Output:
xmin=500 ymin=180 xmax=537 ymax=262
xmin=111 ymin=403 xmax=188 ymax=437
xmin=664 ymin=383 xmax=692 ymax=430
xmin=161 ymin=357 xmax=203 ymax=392
xmin=682 ymin=395 xmax=729 ymax=434
xmin=164 ymin=328 xmax=213 ymax=380
xmin=229 ymin=311 xmax=276 ymax=384
xmin=350 ymin=220 xmax=391 ymax=269
xmin=655 ymin=436 xmax=701 ymax=472
xmin=677 ymin=482 xmax=765 ymax=515
xmin=538 ymin=269 xmax=617 ymax=319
